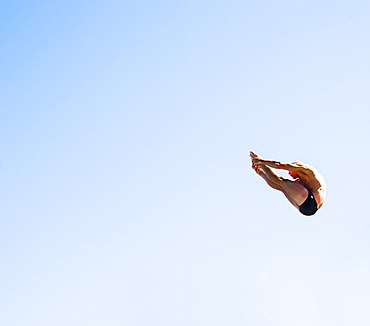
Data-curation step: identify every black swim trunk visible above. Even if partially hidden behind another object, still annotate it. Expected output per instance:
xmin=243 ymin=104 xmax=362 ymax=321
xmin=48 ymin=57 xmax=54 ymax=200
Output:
xmin=299 ymin=191 xmax=318 ymax=216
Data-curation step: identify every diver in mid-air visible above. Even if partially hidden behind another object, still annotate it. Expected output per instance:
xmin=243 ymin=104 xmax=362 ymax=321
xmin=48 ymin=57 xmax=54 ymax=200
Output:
xmin=250 ymin=151 xmax=326 ymax=216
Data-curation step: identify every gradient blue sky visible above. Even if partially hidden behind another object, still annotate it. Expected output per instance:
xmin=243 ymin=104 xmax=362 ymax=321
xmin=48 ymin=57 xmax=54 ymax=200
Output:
xmin=1 ymin=1 xmax=370 ymax=325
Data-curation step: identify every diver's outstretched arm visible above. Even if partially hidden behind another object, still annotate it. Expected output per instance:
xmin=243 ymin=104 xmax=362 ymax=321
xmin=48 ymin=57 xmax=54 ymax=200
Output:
xmin=251 ymin=157 xmax=311 ymax=173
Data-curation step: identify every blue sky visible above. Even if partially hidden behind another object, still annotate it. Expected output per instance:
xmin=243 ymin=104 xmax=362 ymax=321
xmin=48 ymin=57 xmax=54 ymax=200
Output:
xmin=1 ymin=1 xmax=370 ymax=325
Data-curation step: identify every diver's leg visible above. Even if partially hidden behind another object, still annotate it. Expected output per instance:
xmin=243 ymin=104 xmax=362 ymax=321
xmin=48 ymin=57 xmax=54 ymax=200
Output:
xmin=250 ymin=151 xmax=308 ymax=208
xmin=250 ymin=151 xmax=283 ymax=184
xmin=259 ymin=164 xmax=283 ymax=185
xmin=253 ymin=164 xmax=308 ymax=208
xmin=279 ymin=179 xmax=309 ymax=207
xmin=252 ymin=164 xmax=282 ymax=191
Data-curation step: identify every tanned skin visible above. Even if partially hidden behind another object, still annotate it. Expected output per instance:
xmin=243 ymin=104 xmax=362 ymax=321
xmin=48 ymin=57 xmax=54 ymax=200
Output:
xmin=250 ymin=151 xmax=326 ymax=211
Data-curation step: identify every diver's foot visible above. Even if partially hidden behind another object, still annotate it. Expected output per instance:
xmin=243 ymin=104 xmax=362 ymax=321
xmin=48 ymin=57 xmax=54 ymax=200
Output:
xmin=250 ymin=150 xmax=263 ymax=160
